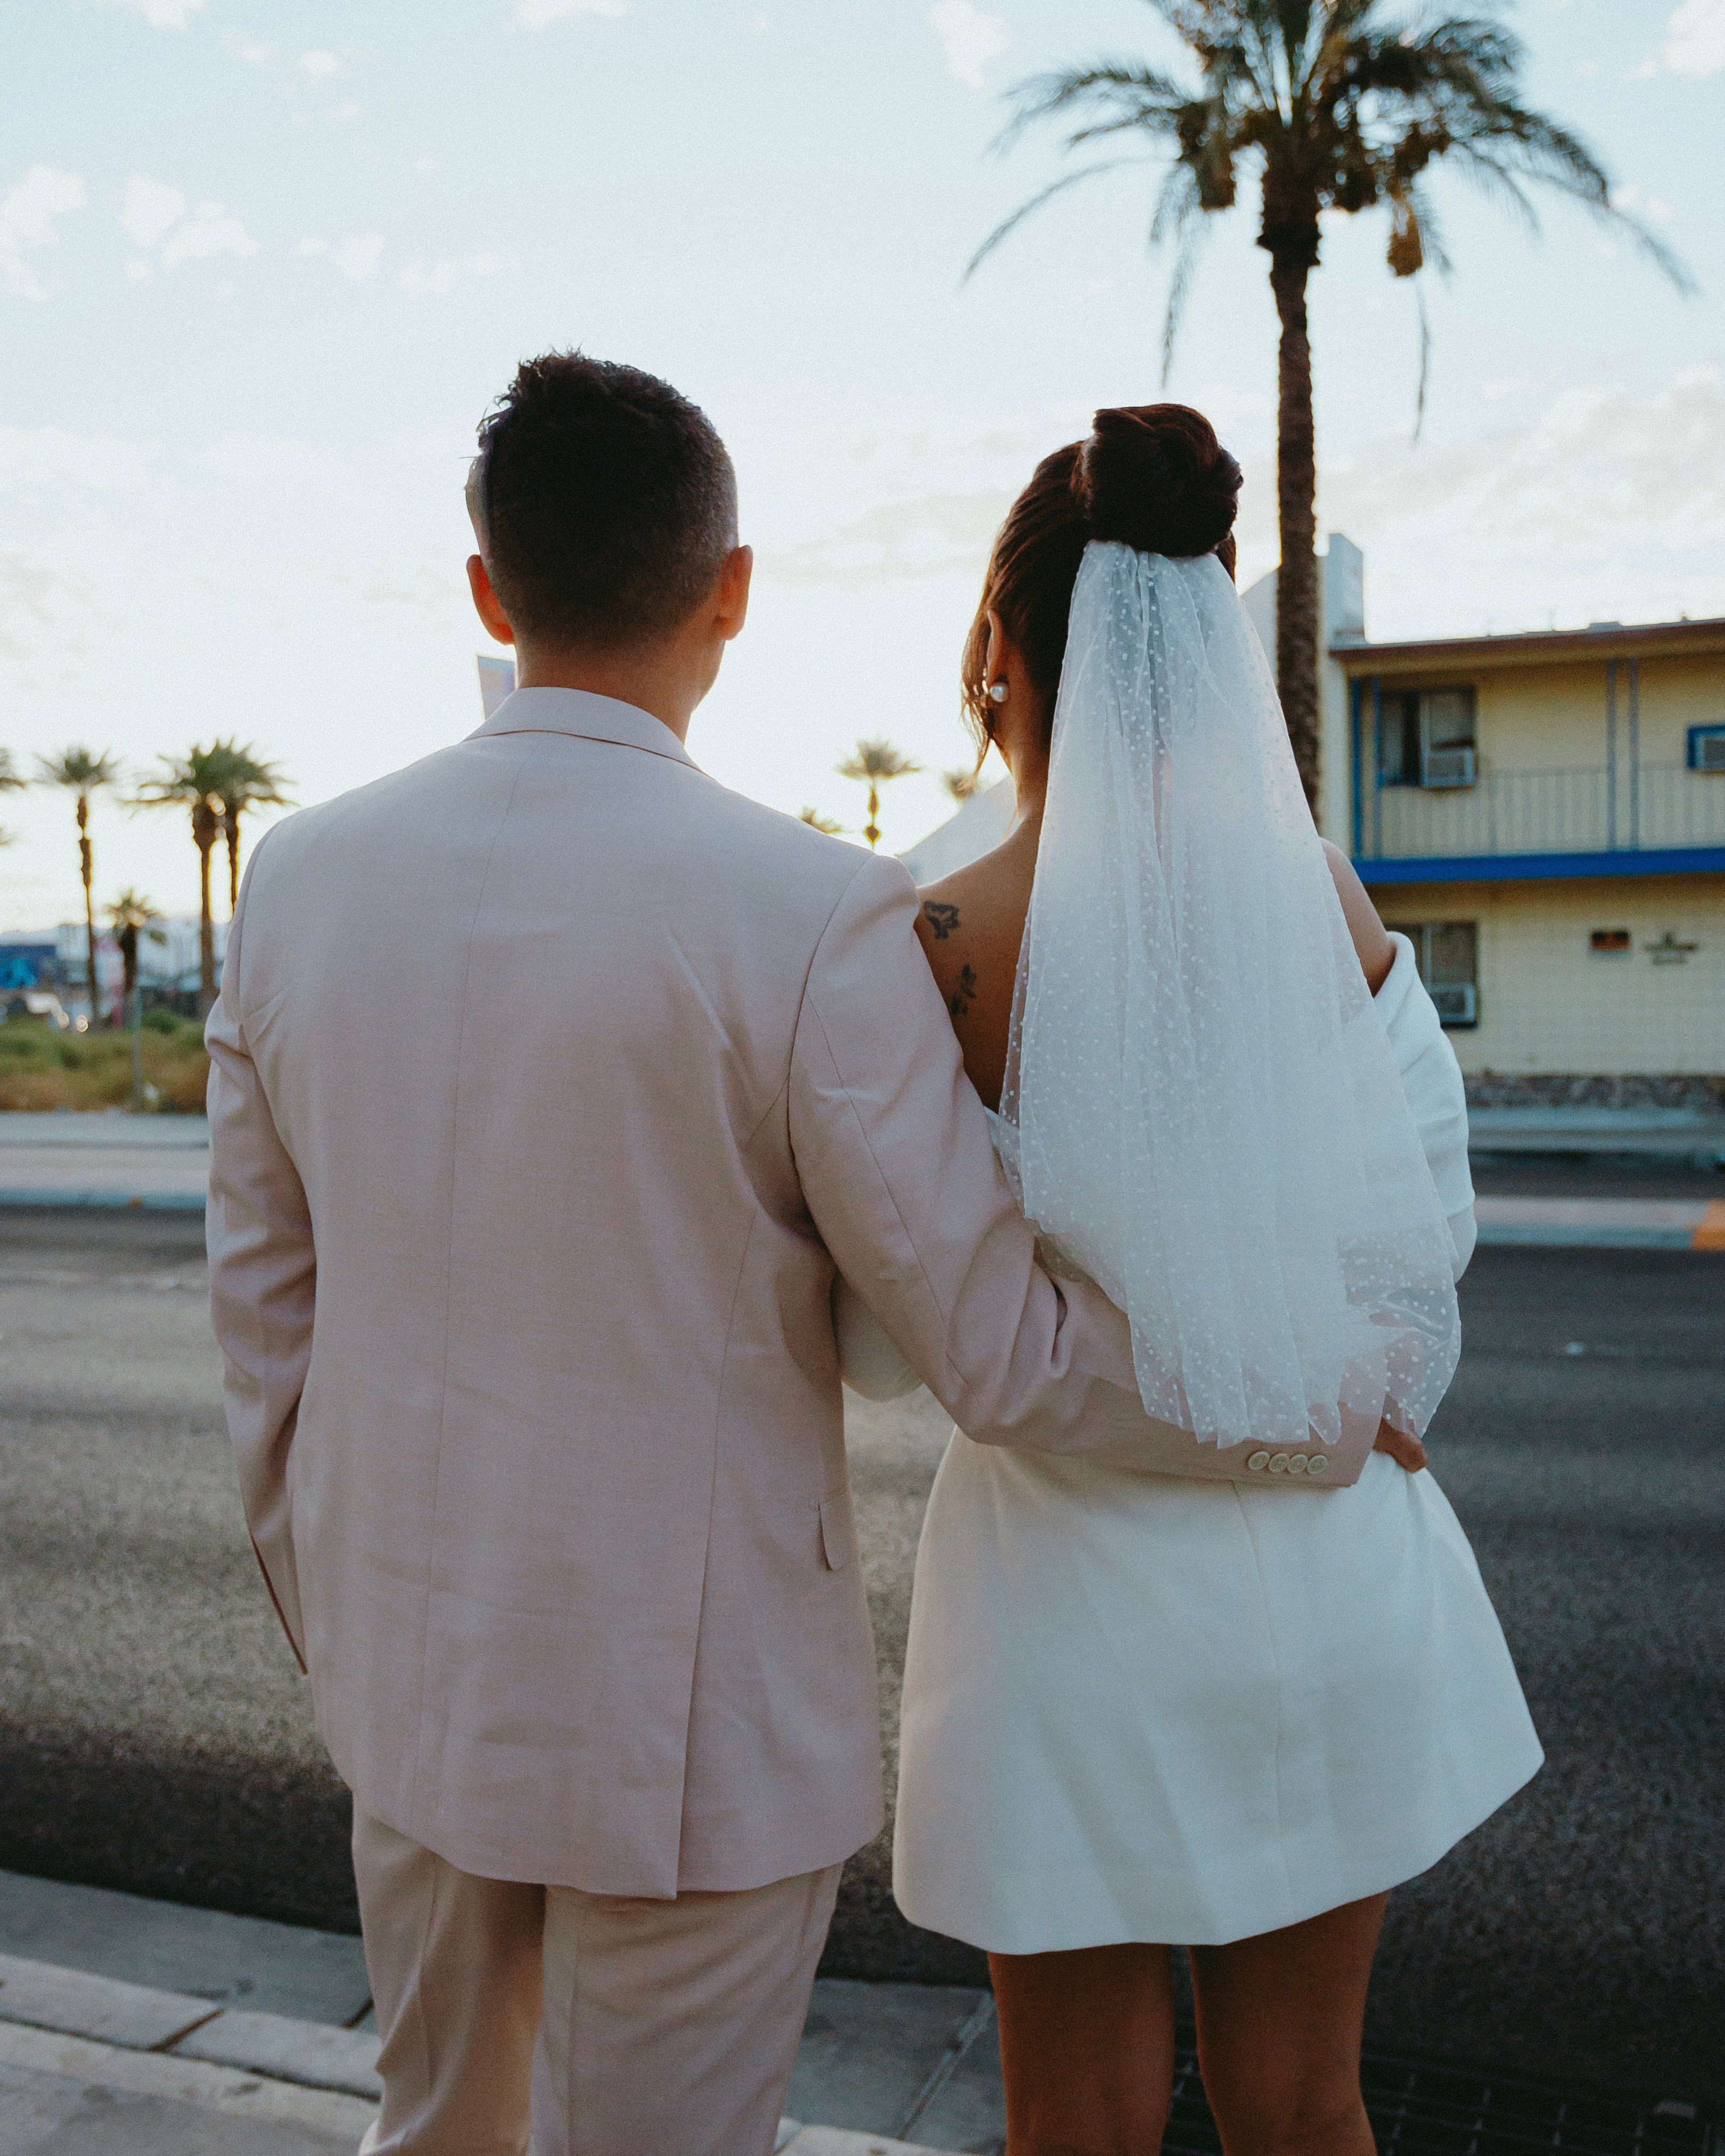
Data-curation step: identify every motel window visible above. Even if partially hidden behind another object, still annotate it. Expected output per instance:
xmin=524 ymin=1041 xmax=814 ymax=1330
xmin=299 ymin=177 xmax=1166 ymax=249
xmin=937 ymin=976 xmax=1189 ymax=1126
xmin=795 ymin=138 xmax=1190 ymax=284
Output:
xmin=1376 ymin=687 xmax=1477 ymax=789
xmin=1385 ymin=920 xmax=1479 ymax=1028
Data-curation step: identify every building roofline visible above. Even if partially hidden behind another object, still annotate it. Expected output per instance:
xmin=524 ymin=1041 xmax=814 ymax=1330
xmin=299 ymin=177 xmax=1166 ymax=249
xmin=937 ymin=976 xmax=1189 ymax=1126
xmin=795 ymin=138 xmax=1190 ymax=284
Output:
xmin=1332 ymin=615 xmax=1725 ymax=672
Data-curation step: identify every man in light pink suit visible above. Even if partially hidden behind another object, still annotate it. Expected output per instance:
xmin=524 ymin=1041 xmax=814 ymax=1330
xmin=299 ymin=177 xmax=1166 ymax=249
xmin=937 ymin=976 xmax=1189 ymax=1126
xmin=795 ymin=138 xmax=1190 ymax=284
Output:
xmin=206 ymin=353 xmax=1176 ymax=2156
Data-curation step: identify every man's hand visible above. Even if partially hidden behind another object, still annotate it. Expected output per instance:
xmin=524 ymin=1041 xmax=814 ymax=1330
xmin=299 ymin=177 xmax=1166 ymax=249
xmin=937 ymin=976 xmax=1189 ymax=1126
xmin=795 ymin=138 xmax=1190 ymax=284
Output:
xmin=1373 ymin=1419 xmax=1427 ymax=1474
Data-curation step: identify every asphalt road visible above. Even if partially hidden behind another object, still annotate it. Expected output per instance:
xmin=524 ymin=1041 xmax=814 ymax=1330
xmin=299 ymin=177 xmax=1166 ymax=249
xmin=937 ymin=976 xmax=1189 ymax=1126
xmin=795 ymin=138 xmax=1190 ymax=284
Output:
xmin=0 ymin=1206 xmax=1721 ymax=2109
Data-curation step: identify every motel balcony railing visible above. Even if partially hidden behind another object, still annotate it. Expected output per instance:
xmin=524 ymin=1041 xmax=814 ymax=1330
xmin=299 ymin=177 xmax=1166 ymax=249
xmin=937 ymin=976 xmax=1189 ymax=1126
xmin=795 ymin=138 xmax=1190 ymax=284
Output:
xmin=1353 ymin=761 xmax=1725 ymax=868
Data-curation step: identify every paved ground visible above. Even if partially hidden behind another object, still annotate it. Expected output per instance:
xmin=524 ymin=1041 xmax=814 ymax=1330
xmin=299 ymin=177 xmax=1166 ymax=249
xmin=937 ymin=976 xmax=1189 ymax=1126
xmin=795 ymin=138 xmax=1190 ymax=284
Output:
xmin=0 ymin=1202 xmax=1721 ymax=2114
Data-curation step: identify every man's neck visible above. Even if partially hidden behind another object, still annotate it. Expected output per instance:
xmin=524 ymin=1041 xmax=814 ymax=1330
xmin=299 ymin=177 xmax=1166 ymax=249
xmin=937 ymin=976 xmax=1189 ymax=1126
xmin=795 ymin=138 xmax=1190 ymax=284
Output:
xmin=513 ymin=643 xmax=702 ymax=743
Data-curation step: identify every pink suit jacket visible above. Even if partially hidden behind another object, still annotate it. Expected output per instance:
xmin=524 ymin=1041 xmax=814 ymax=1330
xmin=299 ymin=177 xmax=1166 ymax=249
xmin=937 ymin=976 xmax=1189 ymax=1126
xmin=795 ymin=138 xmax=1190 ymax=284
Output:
xmin=206 ymin=688 xmax=1179 ymax=1898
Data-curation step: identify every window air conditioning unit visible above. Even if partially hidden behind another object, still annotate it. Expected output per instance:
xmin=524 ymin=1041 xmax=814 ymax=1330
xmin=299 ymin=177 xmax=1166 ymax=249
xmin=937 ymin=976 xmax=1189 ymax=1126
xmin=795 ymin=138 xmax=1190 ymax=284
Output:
xmin=1422 ymin=745 xmax=1477 ymax=789
xmin=1688 ymin=725 xmax=1725 ymax=772
xmin=1430 ymin=982 xmax=1478 ymax=1028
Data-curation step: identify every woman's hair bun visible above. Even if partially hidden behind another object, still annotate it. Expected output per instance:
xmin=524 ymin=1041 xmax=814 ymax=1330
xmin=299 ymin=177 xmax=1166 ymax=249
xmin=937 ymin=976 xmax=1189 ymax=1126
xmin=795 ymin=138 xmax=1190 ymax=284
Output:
xmin=1074 ymin=404 xmax=1242 ymax=558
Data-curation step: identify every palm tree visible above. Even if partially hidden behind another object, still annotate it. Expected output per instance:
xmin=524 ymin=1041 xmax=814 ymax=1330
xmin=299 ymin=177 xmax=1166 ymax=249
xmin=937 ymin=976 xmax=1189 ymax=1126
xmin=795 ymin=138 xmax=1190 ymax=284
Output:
xmin=211 ymin=744 xmax=292 ymax=915
xmin=837 ymin=740 xmax=920 ymax=850
xmin=800 ymin=807 xmax=845 ymax=834
xmin=106 ymin=888 xmax=164 ymax=1015
xmin=36 ymin=747 xmax=122 ymax=1026
xmin=106 ymin=889 xmax=166 ymax=1112
xmin=0 ymin=748 xmax=23 ymax=850
xmin=971 ymin=1 xmax=1690 ymax=807
xmin=132 ymin=745 xmax=235 ymax=1016
xmin=944 ymin=768 xmax=984 ymax=802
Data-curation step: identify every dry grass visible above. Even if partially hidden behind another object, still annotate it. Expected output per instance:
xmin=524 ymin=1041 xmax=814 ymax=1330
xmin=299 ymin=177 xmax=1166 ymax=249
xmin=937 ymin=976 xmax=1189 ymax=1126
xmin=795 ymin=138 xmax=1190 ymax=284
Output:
xmin=0 ymin=1015 xmax=209 ymax=1114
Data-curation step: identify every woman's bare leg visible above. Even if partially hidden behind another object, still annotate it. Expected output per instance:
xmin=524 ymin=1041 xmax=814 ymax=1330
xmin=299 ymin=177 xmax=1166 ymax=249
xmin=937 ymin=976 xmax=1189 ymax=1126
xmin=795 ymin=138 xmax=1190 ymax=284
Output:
xmin=1188 ymin=1892 xmax=1388 ymax=2156
xmin=989 ymin=1943 xmax=1177 ymax=2156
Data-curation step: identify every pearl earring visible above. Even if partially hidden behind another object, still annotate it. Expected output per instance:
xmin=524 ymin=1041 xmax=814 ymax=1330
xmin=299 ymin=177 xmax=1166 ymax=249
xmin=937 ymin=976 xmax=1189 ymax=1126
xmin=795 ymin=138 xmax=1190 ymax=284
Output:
xmin=988 ymin=682 xmax=1008 ymax=704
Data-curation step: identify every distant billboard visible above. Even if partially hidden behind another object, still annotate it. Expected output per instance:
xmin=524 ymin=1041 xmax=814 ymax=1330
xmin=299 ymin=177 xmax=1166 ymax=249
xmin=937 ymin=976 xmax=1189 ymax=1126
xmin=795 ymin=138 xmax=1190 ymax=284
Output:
xmin=477 ymin=654 xmax=516 ymax=722
xmin=0 ymin=943 xmax=58 ymax=991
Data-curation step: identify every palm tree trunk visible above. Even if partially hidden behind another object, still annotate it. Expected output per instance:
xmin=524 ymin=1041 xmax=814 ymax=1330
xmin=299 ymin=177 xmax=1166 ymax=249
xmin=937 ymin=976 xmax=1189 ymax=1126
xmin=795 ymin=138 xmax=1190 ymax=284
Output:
xmin=226 ymin=806 xmax=241 ymax=915
xmin=78 ymin=798 xmax=100 ymax=1028
xmin=1270 ymin=248 xmax=1321 ymax=814
xmin=195 ymin=808 xmax=217 ymax=1017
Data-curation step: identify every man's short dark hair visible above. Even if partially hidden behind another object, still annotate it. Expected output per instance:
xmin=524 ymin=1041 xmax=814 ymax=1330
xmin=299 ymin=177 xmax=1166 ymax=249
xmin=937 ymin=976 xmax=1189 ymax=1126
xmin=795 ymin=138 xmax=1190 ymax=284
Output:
xmin=472 ymin=352 xmax=736 ymax=649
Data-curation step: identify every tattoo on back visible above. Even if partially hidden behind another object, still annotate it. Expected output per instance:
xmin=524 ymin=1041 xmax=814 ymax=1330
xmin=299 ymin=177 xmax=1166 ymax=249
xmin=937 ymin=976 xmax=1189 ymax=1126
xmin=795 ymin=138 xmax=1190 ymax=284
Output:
xmin=949 ymin=964 xmax=980 ymax=1019
xmin=923 ymin=901 xmax=961 ymax=941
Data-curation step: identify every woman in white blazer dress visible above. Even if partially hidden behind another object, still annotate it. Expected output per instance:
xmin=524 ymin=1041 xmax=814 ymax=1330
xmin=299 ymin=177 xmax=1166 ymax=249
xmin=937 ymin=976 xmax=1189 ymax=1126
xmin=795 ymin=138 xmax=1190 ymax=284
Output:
xmin=837 ymin=407 xmax=1540 ymax=2156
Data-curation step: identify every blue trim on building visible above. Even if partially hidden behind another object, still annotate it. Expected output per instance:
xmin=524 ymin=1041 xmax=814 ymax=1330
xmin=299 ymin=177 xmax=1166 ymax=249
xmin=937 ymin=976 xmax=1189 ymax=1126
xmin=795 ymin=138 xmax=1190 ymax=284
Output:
xmin=1354 ymin=846 xmax=1725 ymax=887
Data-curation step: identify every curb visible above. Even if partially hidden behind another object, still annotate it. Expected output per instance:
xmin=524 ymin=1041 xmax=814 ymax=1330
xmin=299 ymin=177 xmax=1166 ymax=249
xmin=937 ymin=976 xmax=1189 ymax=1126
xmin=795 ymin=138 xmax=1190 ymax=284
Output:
xmin=0 ymin=1951 xmax=960 ymax=2155
xmin=0 ymin=1189 xmax=208 ymax=1212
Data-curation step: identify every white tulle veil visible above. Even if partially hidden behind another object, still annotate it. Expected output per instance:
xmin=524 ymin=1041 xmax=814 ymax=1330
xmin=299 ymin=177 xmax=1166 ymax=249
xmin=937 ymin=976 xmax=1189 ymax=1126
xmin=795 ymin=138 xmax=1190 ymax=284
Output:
xmin=996 ymin=542 xmax=1460 ymax=1452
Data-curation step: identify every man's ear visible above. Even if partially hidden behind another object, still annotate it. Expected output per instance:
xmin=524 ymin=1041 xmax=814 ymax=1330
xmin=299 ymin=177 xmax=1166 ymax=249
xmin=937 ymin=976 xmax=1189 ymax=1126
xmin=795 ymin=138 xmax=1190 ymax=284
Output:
xmin=467 ymin=554 xmax=515 ymax=646
xmin=714 ymin=544 xmax=752 ymax=644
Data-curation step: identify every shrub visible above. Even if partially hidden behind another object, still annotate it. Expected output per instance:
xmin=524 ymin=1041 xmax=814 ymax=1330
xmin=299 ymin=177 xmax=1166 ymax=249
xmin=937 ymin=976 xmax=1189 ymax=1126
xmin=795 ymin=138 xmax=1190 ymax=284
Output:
xmin=0 ymin=1017 xmax=209 ymax=1113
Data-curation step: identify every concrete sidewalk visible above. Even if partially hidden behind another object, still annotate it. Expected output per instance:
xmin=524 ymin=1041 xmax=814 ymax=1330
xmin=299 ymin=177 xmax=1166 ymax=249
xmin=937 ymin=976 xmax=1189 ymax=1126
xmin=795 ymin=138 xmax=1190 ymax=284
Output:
xmin=1475 ymin=1193 xmax=1725 ymax=1249
xmin=0 ymin=1869 xmax=996 ymax=2155
xmin=0 ymin=1113 xmax=208 ymax=1211
xmin=3 ymin=1114 xmax=1724 ymax=1250
xmin=2 ymin=1871 xmax=1715 ymax=2156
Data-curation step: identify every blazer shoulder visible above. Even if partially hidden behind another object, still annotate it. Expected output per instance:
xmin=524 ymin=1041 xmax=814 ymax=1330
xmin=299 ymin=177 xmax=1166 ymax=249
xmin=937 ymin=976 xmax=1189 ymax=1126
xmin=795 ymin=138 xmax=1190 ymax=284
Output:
xmin=703 ymin=781 xmax=911 ymax=912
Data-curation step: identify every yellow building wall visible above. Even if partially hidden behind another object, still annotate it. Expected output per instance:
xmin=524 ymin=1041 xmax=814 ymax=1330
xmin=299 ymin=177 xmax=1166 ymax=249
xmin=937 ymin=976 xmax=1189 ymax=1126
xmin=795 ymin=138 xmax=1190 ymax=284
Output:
xmin=1339 ymin=648 xmax=1725 ymax=778
xmin=1377 ymin=876 xmax=1725 ymax=1075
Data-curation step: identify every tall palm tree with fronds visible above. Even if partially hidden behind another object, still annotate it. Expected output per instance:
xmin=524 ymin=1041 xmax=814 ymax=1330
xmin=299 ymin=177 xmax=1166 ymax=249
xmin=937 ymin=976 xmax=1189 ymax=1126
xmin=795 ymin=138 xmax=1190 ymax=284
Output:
xmin=971 ymin=1 xmax=1690 ymax=808
xmin=211 ymin=744 xmax=292 ymax=915
xmin=36 ymin=747 xmax=122 ymax=1026
xmin=132 ymin=745 xmax=235 ymax=1016
xmin=838 ymin=740 xmax=920 ymax=850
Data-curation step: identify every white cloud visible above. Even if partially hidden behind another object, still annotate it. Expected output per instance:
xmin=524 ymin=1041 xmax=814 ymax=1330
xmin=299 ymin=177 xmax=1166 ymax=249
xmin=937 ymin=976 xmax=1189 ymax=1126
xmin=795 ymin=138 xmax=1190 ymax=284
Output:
xmin=1636 ymin=0 xmax=1725 ymax=77
xmin=399 ymin=254 xmax=503 ymax=294
xmin=299 ymin=47 xmax=344 ymax=83
xmin=108 ymin=0 xmax=208 ymax=27
xmin=161 ymin=202 xmax=259 ymax=267
xmin=0 ymin=166 xmax=88 ymax=300
xmin=120 ymin=174 xmax=187 ymax=250
xmin=513 ymin=0 xmax=629 ymax=25
xmin=120 ymin=178 xmax=256 ymax=276
xmin=298 ymin=232 xmax=384 ymax=281
xmin=928 ymin=0 xmax=1010 ymax=90
xmin=1252 ymin=365 xmax=1725 ymax=641
xmin=222 ymin=33 xmax=280 ymax=66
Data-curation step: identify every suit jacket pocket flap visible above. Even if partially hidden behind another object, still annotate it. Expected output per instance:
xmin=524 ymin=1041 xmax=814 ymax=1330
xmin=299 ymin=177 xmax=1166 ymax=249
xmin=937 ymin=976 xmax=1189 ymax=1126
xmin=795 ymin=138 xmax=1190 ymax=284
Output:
xmin=818 ymin=1492 xmax=855 ymax=1571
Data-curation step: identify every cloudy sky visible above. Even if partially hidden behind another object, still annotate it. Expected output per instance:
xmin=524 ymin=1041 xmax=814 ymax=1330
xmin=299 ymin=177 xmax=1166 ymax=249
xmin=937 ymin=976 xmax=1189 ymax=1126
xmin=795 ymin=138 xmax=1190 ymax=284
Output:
xmin=1 ymin=0 xmax=1720 ymax=921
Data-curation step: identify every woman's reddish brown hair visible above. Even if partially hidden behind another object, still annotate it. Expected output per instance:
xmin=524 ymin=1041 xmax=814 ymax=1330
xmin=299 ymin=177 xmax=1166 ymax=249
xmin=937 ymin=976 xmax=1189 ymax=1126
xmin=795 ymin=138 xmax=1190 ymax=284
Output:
xmin=960 ymin=404 xmax=1242 ymax=754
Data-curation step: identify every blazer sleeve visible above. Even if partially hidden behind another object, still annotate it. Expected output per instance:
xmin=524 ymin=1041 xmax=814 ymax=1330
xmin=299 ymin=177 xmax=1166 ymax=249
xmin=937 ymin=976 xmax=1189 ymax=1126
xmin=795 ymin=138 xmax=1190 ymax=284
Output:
xmin=1376 ymin=932 xmax=1477 ymax=1279
xmin=833 ymin=1274 xmax=923 ymax=1402
xmin=789 ymin=852 xmax=1184 ymax=1462
xmin=204 ymin=864 xmax=316 ymax=1670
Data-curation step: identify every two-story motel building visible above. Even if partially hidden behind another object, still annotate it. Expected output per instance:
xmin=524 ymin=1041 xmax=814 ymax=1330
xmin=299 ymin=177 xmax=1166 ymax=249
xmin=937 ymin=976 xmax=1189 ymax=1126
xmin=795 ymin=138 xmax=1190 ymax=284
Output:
xmin=1245 ymin=542 xmax=1725 ymax=1104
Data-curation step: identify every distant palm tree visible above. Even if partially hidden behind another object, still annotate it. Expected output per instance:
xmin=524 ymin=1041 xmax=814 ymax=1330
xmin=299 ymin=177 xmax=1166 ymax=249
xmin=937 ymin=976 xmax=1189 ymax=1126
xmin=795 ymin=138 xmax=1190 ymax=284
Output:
xmin=799 ymin=807 xmax=845 ymax=834
xmin=211 ymin=744 xmax=292 ymax=914
xmin=0 ymin=748 xmax=23 ymax=850
xmin=132 ymin=745 xmax=235 ymax=1016
xmin=36 ymin=747 xmax=122 ymax=1026
xmin=837 ymin=740 xmax=920 ymax=850
xmin=971 ymin=0 xmax=1690 ymax=807
xmin=106 ymin=888 xmax=165 ymax=1016
xmin=943 ymin=768 xmax=984 ymax=803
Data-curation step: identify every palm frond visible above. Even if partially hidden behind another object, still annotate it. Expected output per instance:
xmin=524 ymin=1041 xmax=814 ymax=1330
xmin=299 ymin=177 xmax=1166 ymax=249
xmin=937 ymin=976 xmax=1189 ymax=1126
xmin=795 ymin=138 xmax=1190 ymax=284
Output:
xmin=1415 ymin=282 xmax=1433 ymax=441
xmin=966 ymin=159 xmax=1139 ymax=281
xmin=994 ymin=60 xmax=1187 ymax=154
xmin=1149 ymin=162 xmax=1213 ymax=381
